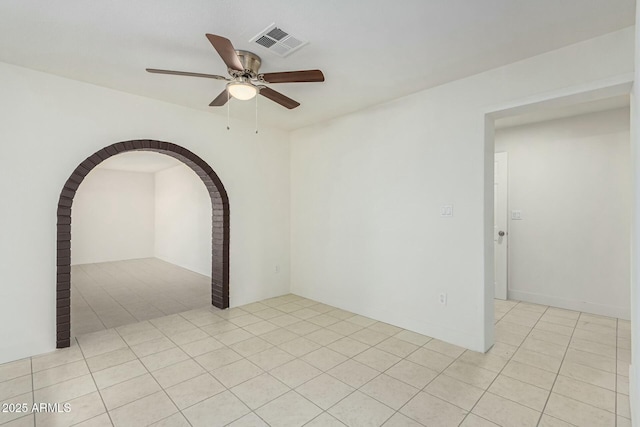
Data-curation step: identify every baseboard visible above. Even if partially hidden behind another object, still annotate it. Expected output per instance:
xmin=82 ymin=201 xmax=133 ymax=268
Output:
xmin=631 ymin=365 xmax=637 ymax=427
xmin=508 ymin=290 xmax=630 ymax=320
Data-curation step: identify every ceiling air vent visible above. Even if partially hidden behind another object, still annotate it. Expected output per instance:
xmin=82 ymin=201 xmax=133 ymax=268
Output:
xmin=250 ymin=23 xmax=308 ymax=57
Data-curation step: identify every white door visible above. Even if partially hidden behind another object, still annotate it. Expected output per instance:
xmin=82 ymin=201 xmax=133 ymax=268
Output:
xmin=494 ymin=152 xmax=508 ymax=300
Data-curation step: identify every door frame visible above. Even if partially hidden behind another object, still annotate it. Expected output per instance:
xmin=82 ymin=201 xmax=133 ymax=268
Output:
xmin=494 ymin=151 xmax=508 ymax=300
xmin=481 ymin=74 xmax=634 ymax=352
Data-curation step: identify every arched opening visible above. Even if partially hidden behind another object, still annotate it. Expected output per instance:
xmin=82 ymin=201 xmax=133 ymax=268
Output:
xmin=56 ymin=139 xmax=229 ymax=348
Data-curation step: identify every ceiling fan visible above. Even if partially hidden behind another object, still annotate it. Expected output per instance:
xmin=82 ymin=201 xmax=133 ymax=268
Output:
xmin=146 ymin=34 xmax=324 ymax=110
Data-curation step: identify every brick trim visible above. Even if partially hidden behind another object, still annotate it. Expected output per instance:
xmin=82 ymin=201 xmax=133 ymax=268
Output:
xmin=56 ymin=140 xmax=230 ymax=348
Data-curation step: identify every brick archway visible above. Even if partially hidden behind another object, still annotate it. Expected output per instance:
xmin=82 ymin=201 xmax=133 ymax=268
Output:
xmin=56 ymin=140 xmax=230 ymax=348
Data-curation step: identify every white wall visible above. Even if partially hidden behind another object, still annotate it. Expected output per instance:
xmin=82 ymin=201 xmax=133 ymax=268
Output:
xmin=73 ymin=161 xmax=217 ymax=277
xmin=71 ymin=168 xmax=155 ymax=265
xmin=290 ymin=27 xmax=635 ymax=352
xmin=0 ymin=28 xmax=635 ymax=367
xmin=0 ymin=61 xmax=290 ymax=364
xmin=155 ymin=164 xmax=212 ymax=277
xmin=495 ymin=108 xmax=630 ymax=318
xmin=72 ymin=163 xmax=213 ymax=275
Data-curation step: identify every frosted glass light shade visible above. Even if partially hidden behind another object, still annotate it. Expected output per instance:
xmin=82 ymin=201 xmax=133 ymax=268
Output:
xmin=228 ymin=82 xmax=257 ymax=100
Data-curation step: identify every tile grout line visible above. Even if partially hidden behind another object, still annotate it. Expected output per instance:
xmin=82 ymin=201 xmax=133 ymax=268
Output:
xmin=177 ymin=298 xmax=353 ymax=425
xmin=73 ymin=344 xmax=185 ymax=423
xmin=14 ymin=307 xmax=616 ymax=426
xmin=454 ymin=299 xmax=522 ymax=426
xmin=313 ymin=340 xmax=419 ymax=425
xmin=223 ymin=312 xmax=400 ymax=425
xmin=535 ymin=310 xmax=580 ymax=427
xmin=31 ymin=356 xmax=35 ymax=427
xmin=71 ymin=276 xmax=109 ymax=332
xmin=186 ymin=300 xmax=439 ymax=425
xmin=110 ymin=324 xmax=196 ymax=427
xmin=550 ymin=326 xmax=623 ymax=377
xmin=77 ymin=262 xmax=121 ymax=316
xmin=72 ymin=335 xmax=117 ymax=427
xmin=275 ymin=312 xmax=451 ymax=424
xmin=15 ymin=291 xmax=625 ymax=427
xmin=281 ymin=323 xmax=431 ymax=425
xmin=47 ymin=296 xmax=425 ymax=426
xmin=98 ymin=302 xmax=348 ymax=423
xmin=554 ymin=316 xmax=622 ymax=420
xmin=354 ymin=303 xmax=620 ymax=426
xmin=168 ymin=304 xmax=281 ymax=425
xmin=462 ymin=301 xmax=552 ymax=426
xmin=459 ymin=301 xmax=543 ymax=427
xmin=389 ymin=342 xmax=467 ymax=425
xmin=93 ymin=263 xmax=185 ymax=326
xmin=49 ymin=299 xmax=618 ymax=425
xmin=615 ymin=318 xmax=618 ymax=427
xmin=72 ymin=260 xmax=208 ymax=334
xmin=222 ymin=314 xmax=347 ymax=423
xmin=73 ymin=267 xmax=119 ymax=334
xmin=510 ymin=311 xmax=616 ymax=412
xmin=130 ymin=269 xmax=190 ymax=318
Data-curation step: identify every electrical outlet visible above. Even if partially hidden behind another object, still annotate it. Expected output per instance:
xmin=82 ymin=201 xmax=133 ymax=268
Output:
xmin=511 ymin=210 xmax=522 ymax=220
xmin=439 ymin=293 xmax=447 ymax=305
xmin=440 ymin=205 xmax=453 ymax=217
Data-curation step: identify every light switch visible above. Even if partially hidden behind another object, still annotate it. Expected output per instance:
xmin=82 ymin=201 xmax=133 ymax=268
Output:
xmin=441 ymin=205 xmax=453 ymax=217
xmin=511 ymin=210 xmax=522 ymax=220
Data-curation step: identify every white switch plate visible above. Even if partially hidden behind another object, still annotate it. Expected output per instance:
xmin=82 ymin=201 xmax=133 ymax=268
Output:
xmin=440 ymin=205 xmax=453 ymax=217
xmin=439 ymin=293 xmax=447 ymax=305
xmin=511 ymin=210 xmax=522 ymax=220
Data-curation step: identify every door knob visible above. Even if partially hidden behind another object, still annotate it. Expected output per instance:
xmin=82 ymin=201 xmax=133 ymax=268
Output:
xmin=498 ymin=231 xmax=505 ymax=237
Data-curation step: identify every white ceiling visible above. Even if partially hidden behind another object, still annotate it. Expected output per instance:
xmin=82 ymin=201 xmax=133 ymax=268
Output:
xmin=96 ymin=152 xmax=182 ymax=173
xmin=495 ymin=95 xmax=630 ymax=129
xmin=0 ymin=0 xmax=635 ymax=130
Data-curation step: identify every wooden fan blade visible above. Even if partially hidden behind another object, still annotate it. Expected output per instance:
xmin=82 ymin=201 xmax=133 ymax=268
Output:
xmin=259 ymin=87 xmax=300 ymax=109
xmin=206 ymin=34 xmax=244 ymax=72
xmin=146 ymin=68 xmax=228 ymax=80
xmin=260 ymin=70 xmax=325 ymax=84
xmin=209 ymin=89 xmax=229 ymax=107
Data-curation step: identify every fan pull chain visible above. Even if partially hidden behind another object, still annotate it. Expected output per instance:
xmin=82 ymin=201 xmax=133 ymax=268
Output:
xmin=255 ymin=94 xmax=259 ymax=134
xmin=226 ymin=90 xmax=230 ymax=131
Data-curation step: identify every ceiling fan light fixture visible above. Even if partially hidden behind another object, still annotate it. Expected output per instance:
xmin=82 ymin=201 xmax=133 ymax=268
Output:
xmin=147 ymin=33 xmax=324 ymax=110
xmin=227 ymin=81 xmax=257 ymax=100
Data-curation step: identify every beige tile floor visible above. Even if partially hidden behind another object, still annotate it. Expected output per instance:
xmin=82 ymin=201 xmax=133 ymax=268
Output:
xmin=71 ymin=259 xmax=211 ymax=337
xmin=0 ymin=295 xmax=632 ymax=426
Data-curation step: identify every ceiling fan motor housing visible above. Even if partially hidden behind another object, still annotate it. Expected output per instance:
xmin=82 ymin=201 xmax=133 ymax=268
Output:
xmin=231 ymin=50 xmax=262 ymax=78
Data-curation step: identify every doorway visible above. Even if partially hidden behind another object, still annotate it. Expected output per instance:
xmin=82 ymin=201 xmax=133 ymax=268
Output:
xmin=56 ymin=140 xmax=230 ymax=348
xmin=492 ymin=101 xmax=630 ymax=318
xmin=482 ymin=78 xmax=634 ymax=350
